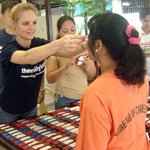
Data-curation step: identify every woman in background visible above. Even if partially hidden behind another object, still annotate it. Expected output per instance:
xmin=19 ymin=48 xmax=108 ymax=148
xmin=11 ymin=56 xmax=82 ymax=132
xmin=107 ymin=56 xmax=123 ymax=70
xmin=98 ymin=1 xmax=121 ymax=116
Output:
xmin=46 ymin=16 xmax=96 ymax=109
xmin=0 ymin=3 xmax=85 ymax=123
xmin=76 ymin=13 xmax=150 ymax=150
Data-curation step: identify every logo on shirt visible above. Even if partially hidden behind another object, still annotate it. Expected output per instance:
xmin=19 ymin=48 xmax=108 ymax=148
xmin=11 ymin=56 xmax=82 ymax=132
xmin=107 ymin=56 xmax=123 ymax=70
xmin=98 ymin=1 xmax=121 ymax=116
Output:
xmin=114 ymin=104 xmax=147 ymax=136
xmin=21 ymin=62 xmax=45 ymax=78
xmin=0 ymin=46 xmax=2 ymax=53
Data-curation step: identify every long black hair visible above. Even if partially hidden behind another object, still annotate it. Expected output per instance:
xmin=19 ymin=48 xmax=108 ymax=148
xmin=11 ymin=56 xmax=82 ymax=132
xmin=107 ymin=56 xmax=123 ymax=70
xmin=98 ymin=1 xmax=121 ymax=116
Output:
xmin=88 ymin=13 xmax=145 ymax=85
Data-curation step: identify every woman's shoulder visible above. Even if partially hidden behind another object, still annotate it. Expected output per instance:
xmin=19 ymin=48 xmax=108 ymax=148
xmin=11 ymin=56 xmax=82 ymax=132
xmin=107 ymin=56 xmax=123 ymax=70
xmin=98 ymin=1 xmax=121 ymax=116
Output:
xmin=32 ymin=37 xmax=49 ymax=46
xmin=2 ymin=39 xmax=17 ymax=50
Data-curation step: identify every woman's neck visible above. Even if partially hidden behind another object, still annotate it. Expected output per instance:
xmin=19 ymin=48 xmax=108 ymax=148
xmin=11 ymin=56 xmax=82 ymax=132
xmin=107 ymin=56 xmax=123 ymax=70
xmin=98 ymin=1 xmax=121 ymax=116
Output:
xmin=16 ymin=37 xmax=31 ymax=48
xmin=99 ymin=57 xmax=117 ymax=74
xmin=101 ymin=65 xmax=116 ymax=74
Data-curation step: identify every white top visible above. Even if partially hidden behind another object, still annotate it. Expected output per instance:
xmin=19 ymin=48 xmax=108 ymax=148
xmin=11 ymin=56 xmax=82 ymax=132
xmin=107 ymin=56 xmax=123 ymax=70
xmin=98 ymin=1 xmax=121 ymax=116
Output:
xmin=139 ymin=29 xmax=150 ymax=80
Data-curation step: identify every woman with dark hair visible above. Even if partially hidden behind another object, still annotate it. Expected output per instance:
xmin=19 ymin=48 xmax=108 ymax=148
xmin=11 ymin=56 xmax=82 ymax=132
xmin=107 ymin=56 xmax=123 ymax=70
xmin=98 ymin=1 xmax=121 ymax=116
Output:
xmin=75 ymin=13 xmax=150 ymax=150
xmin=46 ymin=16 xmax=96 ymax=109
xmin=56 ymin=16 xmax=76 ymax=39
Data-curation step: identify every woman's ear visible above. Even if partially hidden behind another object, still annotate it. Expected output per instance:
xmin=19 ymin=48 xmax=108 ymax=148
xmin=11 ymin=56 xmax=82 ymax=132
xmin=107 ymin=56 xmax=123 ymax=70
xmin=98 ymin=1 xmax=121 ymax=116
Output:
xmin=94 ymin=39 xmax=103 ymax=53
xmin=93 ymin=39 xmax=103 ymax=61
xmin=11 ymin=19 xmax=16 ymax=29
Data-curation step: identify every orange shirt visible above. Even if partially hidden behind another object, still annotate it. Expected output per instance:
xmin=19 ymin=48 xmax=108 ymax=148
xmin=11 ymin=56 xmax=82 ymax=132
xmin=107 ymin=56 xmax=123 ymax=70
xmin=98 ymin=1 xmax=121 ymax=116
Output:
xmin=75 ymin=73 xmax=150 ymax=150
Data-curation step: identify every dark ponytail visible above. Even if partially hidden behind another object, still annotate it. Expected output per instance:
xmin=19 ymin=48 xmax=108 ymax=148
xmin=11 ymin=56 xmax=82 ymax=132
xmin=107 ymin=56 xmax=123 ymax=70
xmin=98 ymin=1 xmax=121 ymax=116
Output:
xmin=88 ymin=13 xmax=146 ymax=85
xmin=115 ymin=44 xmax=145 ymax=85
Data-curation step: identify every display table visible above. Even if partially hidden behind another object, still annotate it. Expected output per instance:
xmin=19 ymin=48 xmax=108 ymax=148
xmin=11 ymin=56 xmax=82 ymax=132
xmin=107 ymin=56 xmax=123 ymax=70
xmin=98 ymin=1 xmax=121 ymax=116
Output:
xmin=0 ymin=104 xmax=80 ymax=150
xmin=0 ymin=101 xmax=150 ymax=150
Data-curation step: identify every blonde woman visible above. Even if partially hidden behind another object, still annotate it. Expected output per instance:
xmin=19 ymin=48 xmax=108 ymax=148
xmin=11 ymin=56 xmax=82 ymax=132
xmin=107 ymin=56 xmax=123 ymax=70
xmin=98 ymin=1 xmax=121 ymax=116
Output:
xmin=0 ymin=3 xmax=85 ymax=123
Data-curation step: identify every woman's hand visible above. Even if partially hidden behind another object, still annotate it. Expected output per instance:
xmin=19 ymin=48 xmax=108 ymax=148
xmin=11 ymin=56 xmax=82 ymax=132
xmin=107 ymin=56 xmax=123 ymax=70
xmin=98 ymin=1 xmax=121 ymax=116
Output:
xmin=80 ymin=40 xmax=89 ymax=51
xmin=65 ymin=58 xmax=75 ymax=69
xmin=77 ymin=56 xmax=89 ymax=70
xmin=55 ymin=35 xmax=86 ymax=57
xmin=77 ymin=56 xmax=97 ymax=81
xmin=61 ymin=35 xmax=84 ymax=51
xmin=37 ymin=89 xmax=45 ymax=104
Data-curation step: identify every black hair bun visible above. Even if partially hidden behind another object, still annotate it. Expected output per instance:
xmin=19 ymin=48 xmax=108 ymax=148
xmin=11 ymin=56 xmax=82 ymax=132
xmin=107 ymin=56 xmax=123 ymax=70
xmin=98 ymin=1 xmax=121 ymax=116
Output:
xmin=131 ymin=29 xmax=139 ymax=38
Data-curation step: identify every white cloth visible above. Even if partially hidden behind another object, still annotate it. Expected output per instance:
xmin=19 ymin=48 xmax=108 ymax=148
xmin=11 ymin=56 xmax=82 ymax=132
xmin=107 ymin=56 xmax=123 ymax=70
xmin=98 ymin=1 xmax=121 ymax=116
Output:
xmin=139 ymin=29 xmax=150 ymax=80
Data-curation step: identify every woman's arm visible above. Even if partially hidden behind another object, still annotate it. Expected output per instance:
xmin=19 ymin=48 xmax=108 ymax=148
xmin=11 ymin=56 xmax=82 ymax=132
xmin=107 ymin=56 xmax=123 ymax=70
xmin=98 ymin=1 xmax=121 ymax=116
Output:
xmin=46 ymin=58 xmax=66 ymax=83
xmin=46 ymin=57 xmax=75 ymax=83
xmin=37 ymin=75 xmax=45 ymax=104
xmin=10 ymin=35 xmax=85 ymax=65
